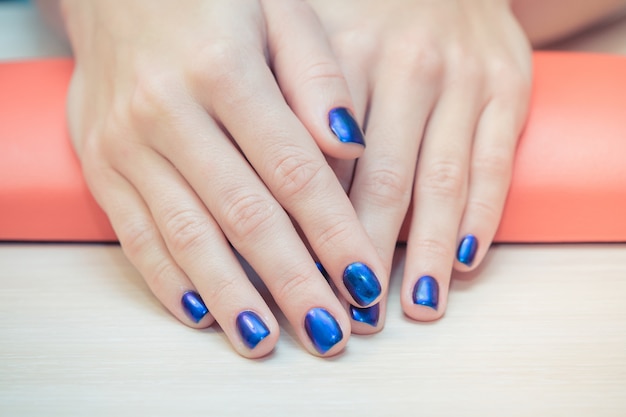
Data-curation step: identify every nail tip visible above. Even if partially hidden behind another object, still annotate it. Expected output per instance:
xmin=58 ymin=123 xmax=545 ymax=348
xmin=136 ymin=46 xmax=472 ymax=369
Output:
xmin=181 ymin=291 xmax=209 ymax=323
xmin=343 ymin=262 xmax=382 ymax=307
xmin=236 ymin=311 xmax=270 ymax=350
xmin=412 ymin=276 xmax=439 ymax=311
xmin=350 ymin=304 xmax=380 ymax=327
xmin=305 ymin=308 xmax=343 ymax=355
xmin=457 ymin=234 xmax=478 ymax=266
xmin=414 ymin=299 xmax=439 ymax=311
xmin=328 ymin=107 xmax=365 ymax=146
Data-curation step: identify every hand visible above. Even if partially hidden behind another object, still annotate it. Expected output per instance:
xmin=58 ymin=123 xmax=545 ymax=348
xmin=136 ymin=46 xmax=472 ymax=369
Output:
xmin=60 ymin=0 xmax=387 ymax=357
xmin=309 ymin=0 xmax=532 ymax=329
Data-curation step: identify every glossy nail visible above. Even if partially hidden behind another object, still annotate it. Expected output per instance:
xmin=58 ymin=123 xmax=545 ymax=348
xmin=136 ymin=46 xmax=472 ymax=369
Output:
xmin=236 ymin=311 xmax=270 ymax=350
xmin=413 ymin=276 xmax=439 ymax=310
xmin=181 ymin=291 xmax=209 ymax=323
xmin=315 ymin=262 xmax=330 ymax=281
xmin=457 ymin=234 xmax=478 ymax=266
xmin=343 ymin=262 xmax=381 ymax=306
xmin=304 ymin=308 xmax=343 ymax=354
xmin=349 ymin=303 xmax=380 ymax=327
xmin=328 ymin=107 xmax=365 ymax=146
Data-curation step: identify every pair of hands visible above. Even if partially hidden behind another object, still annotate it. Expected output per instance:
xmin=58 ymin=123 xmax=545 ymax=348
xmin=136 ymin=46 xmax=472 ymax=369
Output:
xmin=60 ymin=0 xmax=531 ymax=358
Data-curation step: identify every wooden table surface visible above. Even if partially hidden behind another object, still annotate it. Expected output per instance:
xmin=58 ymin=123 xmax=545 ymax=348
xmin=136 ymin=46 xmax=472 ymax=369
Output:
xmin=1 ymin=2 xmax=625 ymax=416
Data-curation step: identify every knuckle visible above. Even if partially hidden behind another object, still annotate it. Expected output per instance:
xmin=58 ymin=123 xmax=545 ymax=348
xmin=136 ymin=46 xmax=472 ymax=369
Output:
xmin=97 ymin=115 xmax=138 ymax=163
xmin=473 ymin=146 xmax=514 ymax=181
xmin=492 ymin=65 xmax=531 ymax=99
xmin=467 ymin=197 xmax=502 ymax=222
xmin=417 ymin=49 xmax=445 ymax=82
xmin=147 ymin=259 xmax=180 ymax=294
xmin=190 ymin=40 xmax=251 ymax=98
xmin=128 ymin=73 xmax=179 ymax=125
xmin=315 ymin=215 xmax=353 ymax=248
xmin=418 ymin=160 xmax=466 ymax=200
xmin=359 ymin=164 xmax=412 ymax=208
xmin=388 ymin=35 xmax=444 ymax=82
xmin=162 ymin=207 xmax=212 ymax=255
xmin=297 ymin=59 xmax=345 ymax=89
xmin=448 ymin=49 xmax=482 ymax=86
xmin=207 ymin=276 xmax=238 ymax=306
xmin=412 ymin=237 xmax=452 ymax=261
xmin=118 ymin=218 xmax=159 ymax=261
xmin=269 ymin=148 xmax=326 ymax=201
xmin=273 ymin=270 xmax=312 ymax=304
xmin=222 ymin=191 xmax=277 ymax=243
xmin=331 ymin=29 xmax=378 ymax=64
xmin=80 ymin=127 xmax=107 ymax=165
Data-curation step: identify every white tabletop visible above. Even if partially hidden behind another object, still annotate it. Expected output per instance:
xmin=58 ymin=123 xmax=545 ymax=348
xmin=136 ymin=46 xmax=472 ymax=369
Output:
xmin=1 ymin=2 xmax=625 ymax=416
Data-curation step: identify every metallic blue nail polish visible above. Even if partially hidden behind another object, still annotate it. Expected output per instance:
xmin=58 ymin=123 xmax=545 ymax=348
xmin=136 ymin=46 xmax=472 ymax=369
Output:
xmin=413 ymin=276 xmax=439 ymax=310
xmin=457 ymin=234 xmax=478 ymax=266
xmin=304 ymin=308 xmax=343 ymax=354
xmin=236 ymin=311 xmax=270 ymax=349
xmin=316 ymin=262 xmax=330 ymax=281
xmin=349 ymin=303 xmax=380 ymax=327
xmin=343 ymin=262 xmax=381 ymax=306
xmin=328 ymin=107 xmax=365 ymax=146
xmin=181 ymin=291 xmax=209 ymax=323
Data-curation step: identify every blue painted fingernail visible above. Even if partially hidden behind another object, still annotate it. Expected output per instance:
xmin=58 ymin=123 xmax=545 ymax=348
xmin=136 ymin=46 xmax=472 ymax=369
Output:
xmin=343 ymin=262 xmax=381 ymax=306
xmin=413 ymin=276 xmax=439 ymax=310
xmin=328 ymin=107 xmax=365 ymax=146
xmin=236 ymin=310 xmax=270 ymax=349
xmin=304 ymin=308 xmax=343 ymax=354
xmin=315 ymin=262 xmax=330 ymax=281
xmin=457 ymin=234 xmax=478 ymax=266
xmin=349 ymin=303 xmax=380 ymax=327
xmin=181 ymin=291 xmax=209 ymax=323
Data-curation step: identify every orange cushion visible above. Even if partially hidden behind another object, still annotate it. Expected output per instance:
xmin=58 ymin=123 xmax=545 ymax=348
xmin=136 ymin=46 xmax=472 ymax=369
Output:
xmin=1 ymin=52 xmax=625 ymax=242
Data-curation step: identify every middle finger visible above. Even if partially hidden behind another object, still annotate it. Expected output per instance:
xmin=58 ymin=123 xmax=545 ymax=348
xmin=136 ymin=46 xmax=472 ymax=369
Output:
xmin=192 ymin=44 xmax=387 ymax=310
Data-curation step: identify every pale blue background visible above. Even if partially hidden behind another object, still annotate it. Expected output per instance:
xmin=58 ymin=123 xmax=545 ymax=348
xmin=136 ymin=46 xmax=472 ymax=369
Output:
xmin=0 ymin=0 xmax=71 ymax=60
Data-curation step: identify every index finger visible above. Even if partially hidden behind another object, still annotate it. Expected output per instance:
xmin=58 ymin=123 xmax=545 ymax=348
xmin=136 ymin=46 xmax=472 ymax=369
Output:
xmin=192 ymin=13 xmax=386 ymax=310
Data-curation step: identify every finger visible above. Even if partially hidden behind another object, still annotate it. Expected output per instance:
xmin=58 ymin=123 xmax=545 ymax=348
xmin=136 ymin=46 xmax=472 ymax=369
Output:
xmin=112 ymin=144 xmax=281 ymax=358
xmin=455 ymin=83 xmax=529 ymax=270
xmin=188 ymin=39 xmax=386 ymax=311
xmin=345 ymin=79 xmax=435 ymax=332
xmin=264 ymin=0 xmax=365 ymax=159
xmin=326 ymin=155 xmax=355 ymax=194
xmin=82 ymin=162 xmax=215 ymax=330
xmin=131 ymin=93 xmax=351 ymax=357
xmin=401 ymin=84 xmax=483 ymax=321
xmin=351 ymin=68 xmax=438 ymax=274
xmin=316 ymin=261 xmax=385 ymax=333
xmin=324 ymin=56 xmax=370 ymax=194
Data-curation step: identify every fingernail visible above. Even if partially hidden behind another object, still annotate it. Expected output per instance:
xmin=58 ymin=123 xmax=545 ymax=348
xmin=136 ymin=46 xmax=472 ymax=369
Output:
xmin=181 ymin=291 xmax=209 ymax=323
xmin=349 ymin=303 xmax=380 ymax=327
xmin=304 ymin=308 xmax=343 ymax=354
xmin=315 ymin=262 xmax=330 ymax=281
xmin=236 ymin=310 xmax=270 ymax=350
xmin=343 ymin=262 xmax=381 ymax=306
xmin=457 ymin=234 xmax=478 ymax=266
xmin=328 ymin=107 xmax=365 ymax=146
xmin=413 ymin=276 xmax=439 ymax=310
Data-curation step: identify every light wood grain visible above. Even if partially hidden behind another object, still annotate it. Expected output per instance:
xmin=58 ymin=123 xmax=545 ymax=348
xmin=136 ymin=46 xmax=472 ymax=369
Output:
xmin=1 ymin=243 xmax=625 ymax=416
xmin=1 ymin=3 xmax=626 ymax=416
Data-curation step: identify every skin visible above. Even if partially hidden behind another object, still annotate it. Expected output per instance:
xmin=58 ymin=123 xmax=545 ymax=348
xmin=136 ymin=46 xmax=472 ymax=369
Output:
xmin=308 ymin=0 xmax=532 ymax=329
xmin=39 ymin=0 xmax=626 ymax=355
xmin=310 ymin=0 xmax=626 ymax=332
xmin=58 ymin=0 xmax=389 ymax=358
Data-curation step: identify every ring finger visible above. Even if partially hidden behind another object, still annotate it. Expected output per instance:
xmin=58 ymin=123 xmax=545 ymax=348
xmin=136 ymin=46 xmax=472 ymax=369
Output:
xmin=401 ymin=80 xmax=483 ymax=321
